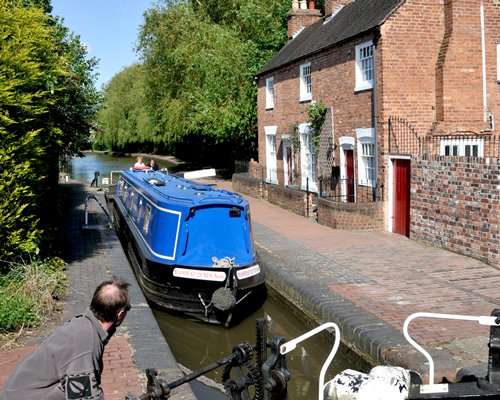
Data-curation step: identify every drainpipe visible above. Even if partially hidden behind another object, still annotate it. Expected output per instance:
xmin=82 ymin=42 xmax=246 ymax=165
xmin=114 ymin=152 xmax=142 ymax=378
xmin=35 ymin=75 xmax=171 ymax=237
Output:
xmin=373 ymin=29 xmax=380 ymax=181
xmin=481 ymin=0 xmax=488 ymax=121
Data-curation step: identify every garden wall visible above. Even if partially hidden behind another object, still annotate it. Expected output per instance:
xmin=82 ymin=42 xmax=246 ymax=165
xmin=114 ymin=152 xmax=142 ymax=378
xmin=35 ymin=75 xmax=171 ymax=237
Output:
xmin=411 ymin=156 xmax=500 ymax=265
xmin=317 ymin=199 xmax=385 ymax=231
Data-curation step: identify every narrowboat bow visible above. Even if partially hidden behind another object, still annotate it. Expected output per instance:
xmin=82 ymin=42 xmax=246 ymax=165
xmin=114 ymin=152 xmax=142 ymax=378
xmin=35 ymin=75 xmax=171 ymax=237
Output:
xmin=112 ymin=169 xmax=266 ymax=327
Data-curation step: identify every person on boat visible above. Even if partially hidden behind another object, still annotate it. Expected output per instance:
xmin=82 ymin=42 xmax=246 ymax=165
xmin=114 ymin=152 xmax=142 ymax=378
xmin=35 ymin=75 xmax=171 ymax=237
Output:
xmin=149 ymin=159 xmax=159 ymax=171
xmin=134 ymin=155 xmax=146 ymax=169
xmin=0 ymin=276 xmax=131 ymax=400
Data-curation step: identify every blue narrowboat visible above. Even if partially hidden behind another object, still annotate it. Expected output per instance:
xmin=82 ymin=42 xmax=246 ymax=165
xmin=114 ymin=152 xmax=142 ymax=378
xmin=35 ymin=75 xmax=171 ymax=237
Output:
xmin=112 ymin=168 xmax=266 ymax=326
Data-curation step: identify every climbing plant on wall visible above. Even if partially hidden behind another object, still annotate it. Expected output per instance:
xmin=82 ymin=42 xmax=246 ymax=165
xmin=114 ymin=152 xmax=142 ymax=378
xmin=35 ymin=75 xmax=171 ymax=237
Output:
xmin=306 ymin=101 xmax=327 ymax=153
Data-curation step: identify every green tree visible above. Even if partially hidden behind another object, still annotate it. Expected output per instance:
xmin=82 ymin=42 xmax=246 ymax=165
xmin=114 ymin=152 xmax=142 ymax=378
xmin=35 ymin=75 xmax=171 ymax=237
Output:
xmin=136 ymin=0 xmax=285 ymax=165
xmin=0 ymin=1 xmax=66 ymax=259
xmin=96 ymin=64 xmax=153 ymax=150
xmin=98 ymin=0 xmax=293 ymax=166
xmin=0 ymin=0 xmax=100 ymax=261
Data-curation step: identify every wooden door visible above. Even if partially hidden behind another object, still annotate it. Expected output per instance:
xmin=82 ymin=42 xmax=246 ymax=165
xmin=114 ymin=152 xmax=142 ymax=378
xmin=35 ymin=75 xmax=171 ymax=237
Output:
xmin=393 ymin=159 xmax=411 ymax=237
xmin=345 ymin=150 xmax=354 ymax=202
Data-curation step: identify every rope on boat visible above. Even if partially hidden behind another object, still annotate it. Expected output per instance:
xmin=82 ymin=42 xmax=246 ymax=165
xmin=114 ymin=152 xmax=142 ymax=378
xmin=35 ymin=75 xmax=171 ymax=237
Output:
xmin=211 ymin=256 xmax=236 ymax=268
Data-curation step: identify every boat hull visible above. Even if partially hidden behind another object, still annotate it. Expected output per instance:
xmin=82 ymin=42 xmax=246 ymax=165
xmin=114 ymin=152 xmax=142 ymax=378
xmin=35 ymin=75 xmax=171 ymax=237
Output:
xmin=111 ymin=171 xmax=266 ymax=326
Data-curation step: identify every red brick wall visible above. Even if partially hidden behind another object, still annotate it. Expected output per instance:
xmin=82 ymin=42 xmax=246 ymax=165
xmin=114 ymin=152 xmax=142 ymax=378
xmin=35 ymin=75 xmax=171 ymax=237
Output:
xmin=411 ymin=155 xmax=500 ymax=265
xmin=267 ymin=184 xmax=313 ymax=217
xmin=258 ymin=0 xmax=500 ymax=182
xmin=380 ymin=0 xmax=500 ymax=137
xmin=233 ymin=172 xmax=263 ymax=199
xmin=257 ymin=33 xmax=376 ymax=190
xmin=233 ymin=173 xmax=384 ymax=228
xmin=317 ymin=198 xmax=385 ymax=230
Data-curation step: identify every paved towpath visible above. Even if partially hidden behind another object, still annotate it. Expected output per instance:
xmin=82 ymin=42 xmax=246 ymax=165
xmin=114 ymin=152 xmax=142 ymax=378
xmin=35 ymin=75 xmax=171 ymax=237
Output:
xmin=209 ymin=178 xmax=500 ymax=383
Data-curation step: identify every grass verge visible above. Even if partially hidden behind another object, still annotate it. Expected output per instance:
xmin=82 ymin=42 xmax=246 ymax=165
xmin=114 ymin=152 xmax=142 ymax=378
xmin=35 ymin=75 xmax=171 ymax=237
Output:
xmin=0 ymin=257 xmax=66 ymax=339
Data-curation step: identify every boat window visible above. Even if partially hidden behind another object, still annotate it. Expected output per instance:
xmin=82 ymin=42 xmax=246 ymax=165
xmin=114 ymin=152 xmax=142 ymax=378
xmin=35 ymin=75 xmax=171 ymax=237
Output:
xmin=132 ymin=192 xmax=139 ymax=216
xmin=143 ymin=205 xmax=151 ymax=234
xmin=124 ymin=185 xmax=130 ymax=202
xmin=118 ymin=180 xmax=124 ymax=196
xmin=129 ymin=191 xmax=135 ymax=209
xmin=137 ymin=199 xmax=143 ymax=221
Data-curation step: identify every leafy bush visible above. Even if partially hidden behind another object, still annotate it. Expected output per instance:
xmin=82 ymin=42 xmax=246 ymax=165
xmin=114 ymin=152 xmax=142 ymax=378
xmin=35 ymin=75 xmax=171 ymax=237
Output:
xmin=0 ymin=257 xmax=66 ymax=333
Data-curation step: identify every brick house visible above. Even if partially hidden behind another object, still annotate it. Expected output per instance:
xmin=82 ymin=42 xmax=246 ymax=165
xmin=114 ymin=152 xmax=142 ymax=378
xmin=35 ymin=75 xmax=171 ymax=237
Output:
xmin=248 ymin=0 xmax=500 ymax=243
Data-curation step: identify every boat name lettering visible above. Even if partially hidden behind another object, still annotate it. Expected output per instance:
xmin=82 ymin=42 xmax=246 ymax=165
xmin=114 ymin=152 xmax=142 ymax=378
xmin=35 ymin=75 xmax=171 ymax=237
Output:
xmin=173 ymin=268 xmax=226 ymax=282
xmin=236 ymin=265 xmax=261 ymax=280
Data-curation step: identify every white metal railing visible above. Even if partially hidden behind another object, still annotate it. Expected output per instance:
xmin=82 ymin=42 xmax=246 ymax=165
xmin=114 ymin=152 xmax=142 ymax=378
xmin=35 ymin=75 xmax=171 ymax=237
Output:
xmin=403 ymin=312 xmax=499 ymax=386
xmin=280 ymin=322 xmax=341 ymax=400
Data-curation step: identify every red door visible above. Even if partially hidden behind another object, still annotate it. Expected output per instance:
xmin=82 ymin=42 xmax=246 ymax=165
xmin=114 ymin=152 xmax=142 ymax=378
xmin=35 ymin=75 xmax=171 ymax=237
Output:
xmin=345 ymin=150 xmax=354 ymax=202
xmin=393 ymin=159 xmax=411 ymax=237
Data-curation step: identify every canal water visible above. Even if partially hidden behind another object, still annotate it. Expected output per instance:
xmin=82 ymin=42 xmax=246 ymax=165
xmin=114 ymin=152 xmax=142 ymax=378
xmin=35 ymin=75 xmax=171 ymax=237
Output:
xmin=68 ymin=151 xmax=178 ymax=184
xmin=71 ymin=152 xmax=369 ymax=399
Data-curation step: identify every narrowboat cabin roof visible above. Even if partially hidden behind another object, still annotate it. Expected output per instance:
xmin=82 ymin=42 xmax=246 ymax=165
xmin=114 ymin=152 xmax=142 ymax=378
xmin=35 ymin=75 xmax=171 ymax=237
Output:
xmin=120 ymin=169 xmax=248 ymax=209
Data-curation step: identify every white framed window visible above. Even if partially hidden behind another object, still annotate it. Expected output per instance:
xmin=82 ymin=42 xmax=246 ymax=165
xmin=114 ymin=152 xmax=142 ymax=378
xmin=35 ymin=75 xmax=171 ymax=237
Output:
xmin=300 ymin=62 xmax=312 ymax=102
xmin=355 ymin=40 xmax=374 ymax=91
xmin=356 ymin=128 xmax=377 ymax=187
xmin=440 ymin=138 xmax=484 ymax=157
xmin=299 ymin=123 xmax=317 ymax=192
xmin=265 ymin=76 xmax=274 ymax=109
xmin=265 ymin=126 xmax=278 ymax=184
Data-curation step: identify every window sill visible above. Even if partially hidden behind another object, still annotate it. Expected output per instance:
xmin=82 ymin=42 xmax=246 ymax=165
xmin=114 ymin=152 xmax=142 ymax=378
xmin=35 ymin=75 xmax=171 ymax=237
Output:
xmin=354 ymin=82 xmax=373 ymax=92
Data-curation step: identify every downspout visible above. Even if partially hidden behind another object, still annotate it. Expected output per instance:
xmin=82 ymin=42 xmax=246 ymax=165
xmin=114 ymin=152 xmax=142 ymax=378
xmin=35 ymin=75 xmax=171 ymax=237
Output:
xmin=373 ymin=29 xmax=380 ymax=188
xmin=481 ymin=0 xmax=488 ymax=121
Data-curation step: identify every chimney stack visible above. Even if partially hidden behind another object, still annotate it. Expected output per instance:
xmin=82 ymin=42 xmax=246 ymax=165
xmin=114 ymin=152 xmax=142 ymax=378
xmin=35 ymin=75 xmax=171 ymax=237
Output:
xmin=288 ymin=0 xmax=321 ymax=40
xmin=325 ymin=0 xmax=353 ymax=16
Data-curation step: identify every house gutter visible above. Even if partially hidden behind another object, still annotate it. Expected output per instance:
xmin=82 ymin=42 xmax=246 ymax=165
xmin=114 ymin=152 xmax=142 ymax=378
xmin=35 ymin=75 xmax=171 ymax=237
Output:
xmin=481 ymin=0 xmax=488 ymax=121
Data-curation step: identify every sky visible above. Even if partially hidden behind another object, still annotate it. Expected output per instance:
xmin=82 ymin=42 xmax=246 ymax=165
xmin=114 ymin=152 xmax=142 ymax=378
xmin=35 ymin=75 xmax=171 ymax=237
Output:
xmin=51 ymin=0 xmax=156 ymax=89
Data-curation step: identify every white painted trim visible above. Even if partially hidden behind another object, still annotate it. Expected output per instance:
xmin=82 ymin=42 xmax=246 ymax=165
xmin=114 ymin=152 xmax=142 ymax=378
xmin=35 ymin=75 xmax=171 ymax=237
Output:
xmin=299 ymin=122 xmax=317 ymax=192
xmin=356 ymin=128 xmax=377 ymax=187
xmin=265 ymin=126 xmax=278 ymax=184
xmin=355 ymin=40 xmax=374 ymax=92
xmin=265 ymin=76 xmax=275 ymax=109
xmin=300 ymin=62 xmax=312 ymax=102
